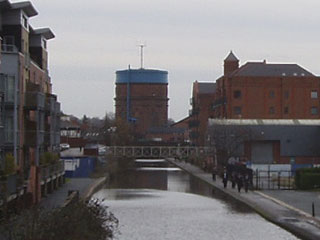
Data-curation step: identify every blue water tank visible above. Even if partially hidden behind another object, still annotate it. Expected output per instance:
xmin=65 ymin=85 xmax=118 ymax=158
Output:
xmin=116 ymin=68 xmax=168 ymax=84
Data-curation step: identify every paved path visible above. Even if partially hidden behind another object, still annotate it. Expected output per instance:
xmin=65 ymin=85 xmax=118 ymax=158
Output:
xmin=39 ymin=178 xmax=97 ymax=209
xmin=261 ymin=190 xmax=320 ymax=220
xmin=167 ymin=158 xmax=320 ymax=240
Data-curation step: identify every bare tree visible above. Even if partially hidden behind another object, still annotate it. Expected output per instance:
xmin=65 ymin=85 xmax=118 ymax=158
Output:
xmin=207 ymin=121 xmax=257 ymax=167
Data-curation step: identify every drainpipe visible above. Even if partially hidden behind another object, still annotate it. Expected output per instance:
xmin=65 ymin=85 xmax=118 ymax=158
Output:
xmin=13 ymin=68 xmax=18 ymax=165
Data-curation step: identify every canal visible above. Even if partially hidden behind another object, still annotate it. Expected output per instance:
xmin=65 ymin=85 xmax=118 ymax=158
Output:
xmin=93 ymin=159 xmax=299 ymax=240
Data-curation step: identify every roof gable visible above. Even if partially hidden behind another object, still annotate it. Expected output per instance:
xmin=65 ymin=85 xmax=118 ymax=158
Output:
xmin=224 ymin=51 xmax=239 ymax=62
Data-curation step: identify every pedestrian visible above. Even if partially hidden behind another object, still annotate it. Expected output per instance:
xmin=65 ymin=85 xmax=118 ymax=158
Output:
xmin=212 ymin=167 xmax=217 ymax=181
xmin=231 ymin=171 xmax=236 ymax=189
xmin=236 ymin=174 xmax=243 ymax=193
xmin=222 ymin=169 xmax=228 ymax=188
xmin=244 ymin=174 xmax=249 ymax=193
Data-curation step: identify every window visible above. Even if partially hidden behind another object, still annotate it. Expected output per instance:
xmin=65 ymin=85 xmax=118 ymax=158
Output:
xmin=6 ymin=76 xmax=15 ymax=102
xmin=311 ymin=90 xmax=318 ymax=99
xmin=233 ymin=106 xmax=242 ymax=115
xmin=269 ymin=107 xmax=275 ymax=114
xmin=22 ymin=15 xmax=28 ymax=28
xmin=5 ymin=116 xmax=14 ymax=143
xmin=284 ymin=107 xmax=289 ymax=114
xmin=311 ymin=107 xmax=318 ymax=115
xmin=269 ymin=90 xmax=275 ymax=98
xmin=233 ymin=90 xmax=241 ymax=99
xmin=284 ymin=91 xmax=289 ymax=99
xmin=42 ymin=38 xmax=47 ymax=49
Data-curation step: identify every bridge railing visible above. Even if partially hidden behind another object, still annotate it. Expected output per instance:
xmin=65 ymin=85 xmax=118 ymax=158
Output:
xmin=107 ymin=146 xmax=213 ymax=158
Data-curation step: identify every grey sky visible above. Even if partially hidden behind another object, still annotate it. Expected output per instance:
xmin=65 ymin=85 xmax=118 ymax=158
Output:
xmin=15 ymin=0 xmax=320 ymax=120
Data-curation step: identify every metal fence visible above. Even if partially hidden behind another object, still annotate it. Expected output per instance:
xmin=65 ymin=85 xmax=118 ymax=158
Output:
xmin=253 ymin=170 xmax=295 ymax=190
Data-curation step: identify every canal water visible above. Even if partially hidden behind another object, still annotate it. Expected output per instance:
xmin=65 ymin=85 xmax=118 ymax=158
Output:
xmin=93 ymin=159 xmax=299 ymax=240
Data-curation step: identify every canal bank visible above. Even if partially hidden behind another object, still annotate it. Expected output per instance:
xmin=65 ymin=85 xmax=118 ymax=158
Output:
xmin=39 ymin=177 xmax=107 ymax=209
xmin=166 ymin=158 xmax=320 ymax=240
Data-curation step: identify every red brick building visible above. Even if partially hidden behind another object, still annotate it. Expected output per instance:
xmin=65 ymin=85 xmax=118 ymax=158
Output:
xmin=213 ymin=51 xmax=320 ymax=119
xmin=189 ymin=81 xmax=216 ymax=145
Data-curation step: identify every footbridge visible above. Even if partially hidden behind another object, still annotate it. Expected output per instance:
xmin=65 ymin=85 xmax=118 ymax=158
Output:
xmin=107 ymin=146 xmax=213 ymax=158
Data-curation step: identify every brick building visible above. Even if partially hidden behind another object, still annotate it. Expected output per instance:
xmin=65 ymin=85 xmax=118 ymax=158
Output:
xmin=0 ymin=0 xmax=62 ymax=205
xmin=188 ymin=51 xmax=320 ymax=146
xmin=189 ymin=81 xmax=216 ymax=145
xmin=213 ymin=51 xmax=320 ymax=119
xmin=115 ymin=68 xmax=169 ymax=138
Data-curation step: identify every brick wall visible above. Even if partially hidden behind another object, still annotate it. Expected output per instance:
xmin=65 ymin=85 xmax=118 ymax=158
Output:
xmin=115 ymin=83 xmax=168 ymax=135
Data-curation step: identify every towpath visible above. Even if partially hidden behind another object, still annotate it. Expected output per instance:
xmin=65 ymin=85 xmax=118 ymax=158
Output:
xmin=166 ymin=158 xmax=320 ymax=240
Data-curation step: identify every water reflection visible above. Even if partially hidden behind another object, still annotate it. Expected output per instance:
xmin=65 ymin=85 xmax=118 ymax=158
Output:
xmin=109 ymin=159 xmax=254 ymax=213
xmin=94 ymin=159 xmax=299 ymax=240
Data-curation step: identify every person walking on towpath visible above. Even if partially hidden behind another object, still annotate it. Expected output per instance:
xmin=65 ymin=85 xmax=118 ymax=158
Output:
xmin=222 ymin=169 xmax=228 ymax=188
xmin=236 ymin=174 xmax=243 ymax=193
xmin=212 ymin=167 xmax=217 ymax=181
xmin=244 ymin=174 xmax=249 ymax=193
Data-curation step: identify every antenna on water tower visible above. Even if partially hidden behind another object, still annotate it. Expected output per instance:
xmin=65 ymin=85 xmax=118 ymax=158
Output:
xmin=139 ymin=43 xmax=146 ymax=69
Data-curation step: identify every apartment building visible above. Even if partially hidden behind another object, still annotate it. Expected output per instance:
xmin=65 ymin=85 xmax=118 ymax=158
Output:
xmin=0 ymin=0 xmax=62 ymax=205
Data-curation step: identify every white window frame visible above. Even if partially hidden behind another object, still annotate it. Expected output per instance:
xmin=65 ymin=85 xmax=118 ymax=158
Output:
xmin=311 ymin=90 xmax=318 ymax=99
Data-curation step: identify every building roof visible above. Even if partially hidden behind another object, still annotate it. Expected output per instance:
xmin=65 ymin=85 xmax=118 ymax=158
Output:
xmin=171 ymin=116 xmax=190 ymax=127
xmin=60 ymin=120 xmax=81 ymax=129
xmin=116 ymin=68 xmax=168 ymax=84
xmin=224 ymin=51 xmax=239 ymax=62
xmin=11 ymin=1 xmax=38 ymax=17
xmin=197 ymin=82 xmax=216 ymax=94
xmin=230 ymin=62 xmax=314 ymax=77
xmin=208 ymin=119 xmax=320 ymax=126
xmin=32 ymin=28 xmax=55 ymax=39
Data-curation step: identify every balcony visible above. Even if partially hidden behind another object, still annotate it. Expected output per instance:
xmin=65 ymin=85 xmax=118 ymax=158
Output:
xmin=54 ymin=102 xmax=61 ymax=115
xmin=0 ymin=74 xmax=18 ymax=107
xmin=45 ymin=94 xmax=56 ymax=113
xmin=1 ymin=44 xmax=18 ymax=54
xmin=25 ymin=92 xmax=45 ymax=110
xmin=4 ymin=130 xmax=14 ymax=144
xmin=44 ymin=131 xmax=50 ymax=144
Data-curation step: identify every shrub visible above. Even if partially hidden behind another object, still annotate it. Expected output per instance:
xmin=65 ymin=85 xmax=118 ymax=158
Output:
xmin=295 ymin=168 xmax=320 ymax=190
xmin=40 ymin=152 xmax=59 ymax=166
xmin=4 ymin=153 xmax=16 ymax=175
xmin=1 ymin=199 xmax=118 ymax=240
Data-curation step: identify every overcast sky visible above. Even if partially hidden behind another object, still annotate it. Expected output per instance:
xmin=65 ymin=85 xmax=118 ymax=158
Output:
xmin=14 ymin=0 xmax=320 ymax=121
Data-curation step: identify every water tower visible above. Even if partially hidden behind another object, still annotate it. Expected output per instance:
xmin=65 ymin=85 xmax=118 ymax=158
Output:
xmin=114 ymin=57 xmax=169 ymax=136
